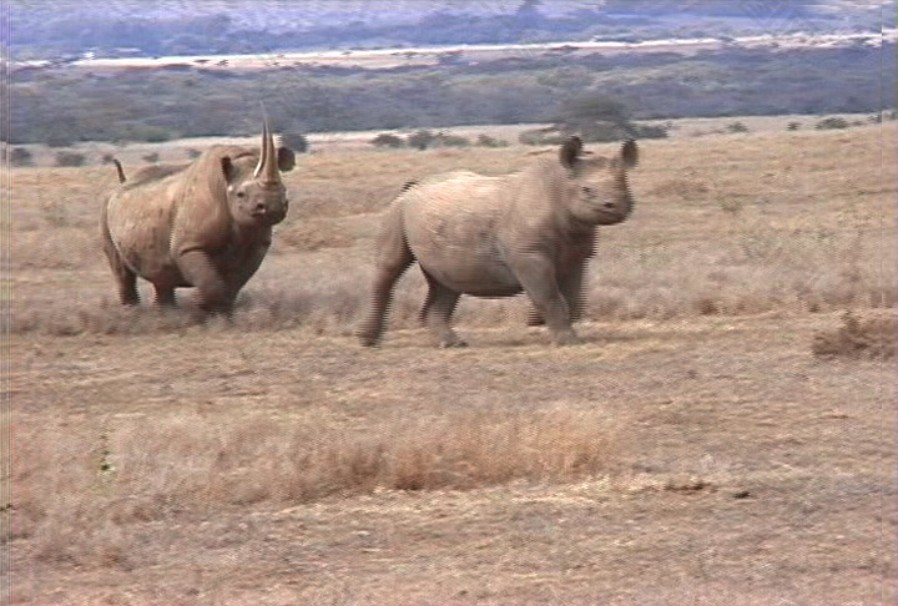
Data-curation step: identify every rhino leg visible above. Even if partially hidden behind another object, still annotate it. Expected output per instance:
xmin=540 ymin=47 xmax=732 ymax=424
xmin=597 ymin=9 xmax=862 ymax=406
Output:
xmin=357 ymin=213 xmax=414 ymax=346
xmin=101 ymin=223 xmax=139 ymax=306
xmin=421 ymin=272 xmax=466 ymax=348
xmin=178 ymin=250 xmax=232 ymax=314
xmin=154 ymin=285 xmax=177 ymax=307
xmin=511 ymin=254 xmax=580 ymax=345
xmin=526 ymin=263 xmax=586 ymax=327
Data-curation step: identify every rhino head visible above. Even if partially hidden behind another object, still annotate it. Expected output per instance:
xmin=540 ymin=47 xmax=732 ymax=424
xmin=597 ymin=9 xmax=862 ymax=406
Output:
xmin=220 ymin=118 xmax=295 ymax=227
xmin=560 ymin=136 xmax=639 ymax=226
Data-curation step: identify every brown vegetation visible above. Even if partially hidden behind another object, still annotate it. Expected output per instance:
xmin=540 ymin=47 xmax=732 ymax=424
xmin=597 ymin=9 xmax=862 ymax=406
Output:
xmin=812 ymin=311 xmax=896 ymax=359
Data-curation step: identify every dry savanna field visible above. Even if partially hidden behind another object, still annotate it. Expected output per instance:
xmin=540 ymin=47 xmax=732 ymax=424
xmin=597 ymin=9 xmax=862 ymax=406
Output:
xmin=4 ymin=120 xmax=897 ymax=604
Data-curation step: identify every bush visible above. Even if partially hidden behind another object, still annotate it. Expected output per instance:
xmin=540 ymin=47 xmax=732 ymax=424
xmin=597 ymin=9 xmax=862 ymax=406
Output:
xmin=407 ymin=129 xmax=437 ymax=151
xmin=434 ymin=133 xmax=470 ymax=148
xmin=787 ymin=122 xmax=801 ymax=131
xmin=631 ymin=123 xmax=669 ymax=139
xmin=815 ymin=117 xmax=850 ymax=130
xmin=371 ymin=133 xmax=405 ymax=149
xmin=142 ymin=152 xmax=160 ymax=164
xmin=280 ymin=132 xmax=309 ymax=153
xmin=476 ymin=134 xmax=509 ymax=148
xmin=54 ymin=151 xmax=86 ymax=167
xmin=9 ymin=147 xmax=34 ymax=167
xmin=518 ymin=129 xmax=567 ymax=146
xmin=726 ymin=121 xmax=749 ymax=133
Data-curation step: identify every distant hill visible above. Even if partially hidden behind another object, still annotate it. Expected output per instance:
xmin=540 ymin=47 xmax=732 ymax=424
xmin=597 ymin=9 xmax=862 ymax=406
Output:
xmin=7 ymin=0 xmax=895 ymax=60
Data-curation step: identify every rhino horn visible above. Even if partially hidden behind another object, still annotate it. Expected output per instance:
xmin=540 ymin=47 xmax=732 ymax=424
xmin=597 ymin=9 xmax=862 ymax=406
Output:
xmin=253 ymin=116 xmax=280 ymax=184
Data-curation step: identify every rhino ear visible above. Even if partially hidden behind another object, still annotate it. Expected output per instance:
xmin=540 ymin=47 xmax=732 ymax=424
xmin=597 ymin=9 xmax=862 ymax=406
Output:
xmin=559 ymin=136 xmax=583 ymax=170
xmin=621 ymin=139 xmax=639 ymax=169
xmin=221 ymin=156 xmax=237 ymax=182
xmin=277 ymin=146 xmax=296 ymax=172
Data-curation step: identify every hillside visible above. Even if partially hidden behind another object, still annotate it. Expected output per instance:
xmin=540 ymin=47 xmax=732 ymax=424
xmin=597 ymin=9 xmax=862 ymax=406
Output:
xmin=6 ymin=0 xmax=894 ymax=60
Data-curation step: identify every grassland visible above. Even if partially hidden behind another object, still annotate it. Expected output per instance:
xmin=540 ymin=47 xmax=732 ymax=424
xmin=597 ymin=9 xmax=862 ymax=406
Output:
xmin=4 ymin=121 xmax=897 ymax=604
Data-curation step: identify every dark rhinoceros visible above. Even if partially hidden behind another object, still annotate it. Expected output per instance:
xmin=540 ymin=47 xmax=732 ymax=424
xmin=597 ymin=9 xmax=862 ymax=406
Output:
xmin=101 ymin=120 xmax=295 ymax=313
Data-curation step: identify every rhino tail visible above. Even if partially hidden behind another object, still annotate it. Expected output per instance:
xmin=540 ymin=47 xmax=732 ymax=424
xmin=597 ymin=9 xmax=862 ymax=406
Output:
xmin=113 ymin=158 xmax=127 ymax=184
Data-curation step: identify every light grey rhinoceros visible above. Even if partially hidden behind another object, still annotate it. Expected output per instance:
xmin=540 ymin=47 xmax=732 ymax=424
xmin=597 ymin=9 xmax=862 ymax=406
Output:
xmin=357 ymin=136 xmax=639 ymax=347
xmin=100 ymin=120 xmax=295 ymax=313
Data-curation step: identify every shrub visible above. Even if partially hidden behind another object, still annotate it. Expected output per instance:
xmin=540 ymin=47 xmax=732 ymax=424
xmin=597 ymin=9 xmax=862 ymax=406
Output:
xmin=787 ymin=122 xmax=801 ymax=131
xmin=185 ymin=148 xmax=202 ymax=159
xmin=54 ymin=151 xmax=86 ymax=167
xmin=476 ymin=134 xmax=509 ymax=148
xmin=727 ymin=121 xmax=749 ymax=133
xmin=280 ymin=132 xmax=309 ymax=153
xmin=9 ymin=147 xmax=34 ymax=167
xmin=632 ymin=123 xmax=669 ymax=139
xmin=142 ymin=152 xmax=160 ymax=164
xmin=815 ymin=117 xmax=850 ymax=130
xmin=434 ymin=133 xmax=469 ymax=148
xmin=371 ymin=133 xmax=405 ymax=149
xmin=407 ymin=129 xmax=437 ymax=151
xmin=812 ymin=311 xmax=896 ymax=359
xmin=518 ymin=129 xmax=566 ymax=146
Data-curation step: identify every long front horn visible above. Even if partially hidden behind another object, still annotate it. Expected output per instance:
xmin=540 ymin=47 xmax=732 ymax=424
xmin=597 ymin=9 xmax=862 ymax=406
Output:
xmin=253 ymin=116 xmax=270 ymax=179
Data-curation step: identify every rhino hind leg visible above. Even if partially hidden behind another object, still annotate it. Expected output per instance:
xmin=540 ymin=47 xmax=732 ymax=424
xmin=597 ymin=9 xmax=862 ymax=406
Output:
xmin=357 ymin=224 xmax=414 ymax=347
xmin=420 ymin=272 xmax=466 ymax=348
xmin=102 ymin=229 xmax=139 ymax=306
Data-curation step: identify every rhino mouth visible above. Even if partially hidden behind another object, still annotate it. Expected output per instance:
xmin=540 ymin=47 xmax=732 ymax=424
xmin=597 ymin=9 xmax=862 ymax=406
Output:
xmin=253 ymin=209 xmax=286 ymax=225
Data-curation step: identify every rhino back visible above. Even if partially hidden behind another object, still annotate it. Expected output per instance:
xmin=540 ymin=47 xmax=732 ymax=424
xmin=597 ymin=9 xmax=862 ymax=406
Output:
xmin=401 ymin=171 xmax=523 ymax=295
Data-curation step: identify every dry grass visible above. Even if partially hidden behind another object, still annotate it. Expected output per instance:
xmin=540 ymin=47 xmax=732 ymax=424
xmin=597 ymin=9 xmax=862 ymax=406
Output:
xmin=6 ymin=121 xmax=897 ymax=602
xmin=812 ymin=310 xmax=896 ymax=359
xmin=7 ymin=407 xmax=618 ymax=567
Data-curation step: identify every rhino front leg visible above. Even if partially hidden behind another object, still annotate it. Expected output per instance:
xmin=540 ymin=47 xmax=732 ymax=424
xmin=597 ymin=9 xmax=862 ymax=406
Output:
xmin=154 ymin=285 xmax=177 ymax=307
xmin=526 ymin=262 xmax=586 ymax=327
xmin=178 ymin=250 xmax=232 ymax=314
xmin=421 ymin=272 xmax=466 ymax=348
xmin=512 ymin=254 xmax=579 ymax=345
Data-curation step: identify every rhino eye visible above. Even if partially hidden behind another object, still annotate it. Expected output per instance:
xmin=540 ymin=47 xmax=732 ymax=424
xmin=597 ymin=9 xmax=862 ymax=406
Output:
xmin=236 ymin=191 xmax=246 ymax=198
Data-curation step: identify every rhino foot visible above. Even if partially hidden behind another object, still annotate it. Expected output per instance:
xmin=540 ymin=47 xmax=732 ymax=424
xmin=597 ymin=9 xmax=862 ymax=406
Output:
xmin=357 ymin=333 xmax=381 ymax=348
xmin=438 ymin=333 xmax=468 ymax=348
xmin=551 ymin=329 xmax=582 ymax=346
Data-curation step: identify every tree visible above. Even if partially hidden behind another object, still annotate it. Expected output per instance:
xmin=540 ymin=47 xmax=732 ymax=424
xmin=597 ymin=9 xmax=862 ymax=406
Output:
xmin=407 ymin=130 xmax=437 ymax=151
xmin=371 ymin=133 xmax=405 ymax=149
xmin=280 ymin=132 xmax=309 ymax=154
xmin=9 ymin=147 xmax=34 ymax=167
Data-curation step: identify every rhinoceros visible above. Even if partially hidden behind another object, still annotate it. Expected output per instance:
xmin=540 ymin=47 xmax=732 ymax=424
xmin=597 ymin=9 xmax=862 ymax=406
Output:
xmin=357 ymin=136 xmax=638 ymax=347
xmin=100 ymin=121 xmax=295 ymax=313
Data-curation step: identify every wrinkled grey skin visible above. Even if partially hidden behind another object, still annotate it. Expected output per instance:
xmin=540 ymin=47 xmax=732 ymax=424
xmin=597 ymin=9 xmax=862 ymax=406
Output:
xmin=101 ymin=122 xmax=295 ymax=314
xmin=358 ymin=136 xmax=639 ymax=347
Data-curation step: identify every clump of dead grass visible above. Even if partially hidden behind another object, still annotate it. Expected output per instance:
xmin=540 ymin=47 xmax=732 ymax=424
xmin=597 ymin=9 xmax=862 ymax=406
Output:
xmin=811 ymin=310 xmax=896 ymax=359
